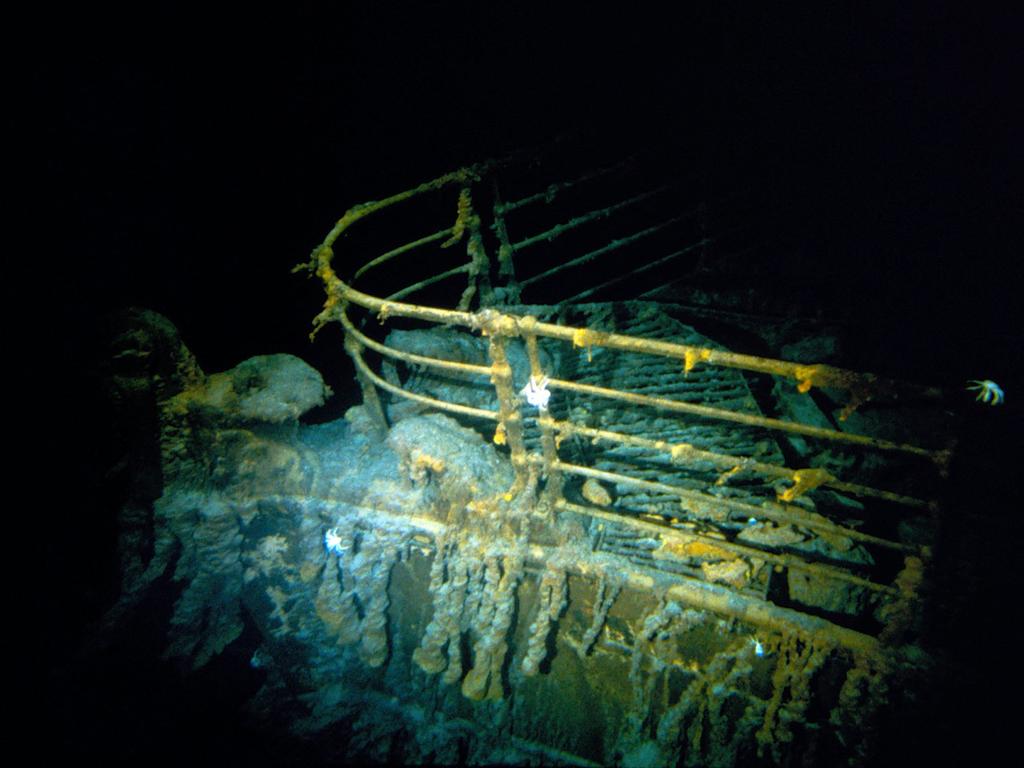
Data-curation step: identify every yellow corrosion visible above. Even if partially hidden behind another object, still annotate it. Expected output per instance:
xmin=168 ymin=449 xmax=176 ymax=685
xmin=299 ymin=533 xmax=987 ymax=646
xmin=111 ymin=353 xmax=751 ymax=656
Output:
xmin=715 ymin=465 xmax=743 ymax=486
xmin=572 ymin=328 xmax=594 ymax=362
xmin=409 ymin=450 xmax=446 ymax=481
xmin=493 ymin=422 xmax=507 ymax=445
xmin=683 ymin=347 xmax=712 ymax=375
xmin=700 ymin=558 xmax=750 ymax=588
xmin=793 ymin=365 xmax=881 ymax=420
xmin=442 ymin=187 xmax=472 ymax=248
xmin=777 ymin=468 xmax=834 ymax=502
xmin=655 ymin=538 xmax=733 ymax=562
xmin=794 ymin=364 xmax=822 ymax=393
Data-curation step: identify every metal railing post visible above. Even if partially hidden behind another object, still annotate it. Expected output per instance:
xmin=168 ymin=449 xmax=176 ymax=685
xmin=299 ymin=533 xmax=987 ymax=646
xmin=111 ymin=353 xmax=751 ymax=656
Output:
xmin=344 ymin=330 xmax=388 ymax=433
xmin=491 ymin=180 xmax=521 ymax=303
xmin=520 ymin=316 xmax=563 ymax=508
xmin=480 ymin=311 xmax=529 ymax=498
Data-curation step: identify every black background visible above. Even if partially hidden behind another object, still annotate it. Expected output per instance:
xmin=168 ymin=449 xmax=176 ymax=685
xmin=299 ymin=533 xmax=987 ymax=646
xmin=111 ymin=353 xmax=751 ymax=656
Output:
xmin=44 ymin=3 xmax=1021 ymax=765
xmin=51 ymin=4 xmax=1019 ymax=386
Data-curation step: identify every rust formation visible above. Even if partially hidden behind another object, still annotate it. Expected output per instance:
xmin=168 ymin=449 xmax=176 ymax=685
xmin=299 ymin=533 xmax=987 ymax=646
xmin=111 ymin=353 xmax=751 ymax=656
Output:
xmin=284 ymin=154 xmax=955 ymax=761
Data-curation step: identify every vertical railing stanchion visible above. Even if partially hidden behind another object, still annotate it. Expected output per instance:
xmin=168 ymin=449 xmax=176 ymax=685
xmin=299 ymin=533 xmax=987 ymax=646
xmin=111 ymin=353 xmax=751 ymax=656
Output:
xmin=491 ymin=181 xmax=521 ymax=304
xmin=465 ymin=199 xmax=495 ymax=308
xmin=482 ymin=311 xmax=529 ymax=498
xmin=344 ymin=328 xmax=388 ymax=434
xmin=521 ymin=317 xmax=563 ymax=509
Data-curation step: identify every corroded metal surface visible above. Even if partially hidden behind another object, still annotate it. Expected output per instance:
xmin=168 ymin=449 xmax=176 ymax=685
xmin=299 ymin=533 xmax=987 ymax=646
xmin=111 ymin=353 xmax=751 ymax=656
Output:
xmin=98 ymin=156 xmax=957 ymax=765
xmin=297 ymin=154 xmax=950 ymax=643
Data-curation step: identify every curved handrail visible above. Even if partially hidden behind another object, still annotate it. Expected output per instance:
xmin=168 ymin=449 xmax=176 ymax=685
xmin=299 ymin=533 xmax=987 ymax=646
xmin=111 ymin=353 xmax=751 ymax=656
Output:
xmin=300 ymin=158 xmax=950 ymax=647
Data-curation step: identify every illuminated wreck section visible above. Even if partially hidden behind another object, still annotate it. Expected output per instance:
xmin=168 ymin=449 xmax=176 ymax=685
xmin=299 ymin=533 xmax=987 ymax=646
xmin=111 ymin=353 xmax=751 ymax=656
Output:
xmin=136 ymin=157 xmax=952 ymax=765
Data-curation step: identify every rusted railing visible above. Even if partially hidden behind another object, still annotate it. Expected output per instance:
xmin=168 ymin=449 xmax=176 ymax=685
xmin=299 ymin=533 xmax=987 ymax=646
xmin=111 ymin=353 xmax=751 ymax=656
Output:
xmin=297 ymin=155 xmax=951 ymax=652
